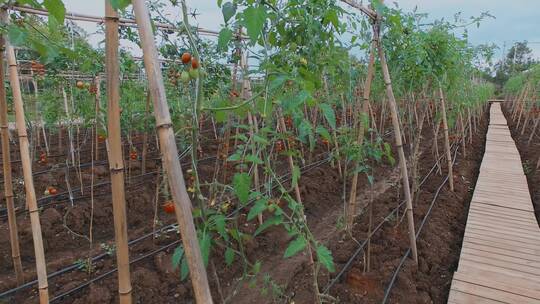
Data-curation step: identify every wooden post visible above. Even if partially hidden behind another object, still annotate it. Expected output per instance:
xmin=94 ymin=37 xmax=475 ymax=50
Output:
xmin=240 ymin=50 xmax=263 ymax=224
xmin=278 ymin=111 xmax=321 ymax=304
xmin=141 ymin=91 xmax=150 ymax=175
xmin=375 ymin=23 xmax=418 ymax=263
xmin=346 ymin=38 xmax=376 ymax=232
xmin=94 ymin=76 xmax=100 ymax=161
xmin=105 ymin=3 xmax=133 ymax=303
xmin=131 ymin=1 xmax=213 ymax=303
xmin=438 ymin=87 xmax=454 ymax=192
xmin=0 ymin=29 xmax=23 ymax=285
xmin=3 ymin=9 xmax=50 ymax=302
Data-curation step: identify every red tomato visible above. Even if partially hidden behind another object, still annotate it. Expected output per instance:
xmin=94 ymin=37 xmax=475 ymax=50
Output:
xmin=181 ymin=52 xmax=191 ymax=64
xmin=163 ymin=201 xmax=175 ymax=214
xmin=48 ymin=187 xmax=58 ymax=195
xmin=191 ymin=58 xmax=200 ymax=69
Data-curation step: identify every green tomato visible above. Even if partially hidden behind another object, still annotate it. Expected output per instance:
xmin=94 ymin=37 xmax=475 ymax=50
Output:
xmin=189 ymin=68 xmax=199 ymax=79
xmin=180 ymin=71 xmax=190 ymax=83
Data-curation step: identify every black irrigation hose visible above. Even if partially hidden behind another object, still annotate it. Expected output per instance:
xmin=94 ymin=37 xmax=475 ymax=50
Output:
xmin=381 ymin=141 xmax=460 ymax=304
xmin=323 ymin=138 xmax=461 ymax=294
xmin=0 ymin=152 xmax=216 ymax=218
xmin=49 ymin=240 xmax=182 ymax=303
xmin=0 ymin=151 xmax=333 ymax=300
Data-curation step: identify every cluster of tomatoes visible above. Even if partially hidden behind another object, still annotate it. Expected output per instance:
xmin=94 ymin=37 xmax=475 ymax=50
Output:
xmin=168 ymin=52 xmax=201 ymax=85
xmin=38 ymin=152 xmax=47 ymax=164
xmin=284 ymin=116 xmax=293 ymax=129
xmin=229 ymin=90 xmax=240 ymax=98
xmin=448 ymin=134 xmax=457 ymax=142
xmin=44 ymin=186 xmax=58 ymax=196
xmin=129 ymin=150 xmax=138 ymax=160
xmin=276 ymin=140 xmax=285 ymax=152
xmin=75 ymin=80 xmax=98 ymax=95
xmin=31 ymin=61 xmax=46 ymax=77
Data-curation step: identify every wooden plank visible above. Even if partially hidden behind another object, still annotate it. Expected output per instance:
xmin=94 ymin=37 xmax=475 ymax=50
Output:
xmin=451 ymin=279 xmax=540 ymax=303
xmin=461 ymin=247 xmax=540 ymax=268
xmin=462 ymin=243 xmax=540 ymax=262
xmin=454 ymin=268 xmax=540 ymax=294
xmin=448 ymin=103 xmax=540 ymax=304
xmin=458 ymin=260 xmax=540 ymax=284
xmin=464 ymin=233 xmax=540 ymax=252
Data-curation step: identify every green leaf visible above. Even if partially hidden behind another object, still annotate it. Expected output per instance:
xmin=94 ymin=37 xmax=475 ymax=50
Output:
xmin=43 ymin=0 xmax=65 ymax=24
xmin=254 ymin=215 xmax=283 ymax=236
xmin=198 ymin=230 xmax=211 ymax=267
xmin=316 ymin=125 xmax=331 ymax=141
xmin=213 ymin=214 xmax=229 ymax=242
xmin=245 ymin=154 xmax=263 ymax=164
xmin=284 ymin=236 xmax=307 ymax=258
xmin=172 ymin=246 xmax=184 ymax=269
xmin=218 ymin=28 xmax=233 ymax=51
xmin=222 ymin=2 xmax=236 ymax=23
xmin=283 ymin=90 xmax=310 ymax=112
xmin=319 ymin=103 xmax=336 ymax=129
xmin=323 ymin=9 xmax=340 ymax=29
xmin=253 ymin=134 xmax=269 ymax=145
xmin=316 ymin=245 xmax=335 ymax=272
xmin=269 ymin=75 xmax=288 ymax=90
xmin=7 ymin=26 xmax=28 ymax=46
xmin=109 ymin=0 xmax=131 ymax=10
xmin=225 ymin=247 xmax=235 ymax=266
xmin=180 ymin=254 xmax=189 ymax=280
xmin=291 ymin=165 xmax=300 ymax=188
xmin=243 ymin=6 xmax=266 ymax=43
xmin=233 ymin=173 xmax=251 ymax=204
xmin=247 ymin=198 xmax=268 ymax=221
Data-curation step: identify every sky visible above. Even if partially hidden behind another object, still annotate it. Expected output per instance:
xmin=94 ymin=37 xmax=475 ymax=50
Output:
xmin=61 ymin=0 xmax=540 ymax=62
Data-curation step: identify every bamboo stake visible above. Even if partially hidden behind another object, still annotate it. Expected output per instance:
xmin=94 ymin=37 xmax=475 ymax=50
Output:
xmin=375 ymin=23 xmax=418 ymax=263
xmin=3 ymin=9 xmax=49 ymax=302
xmin=278 ymin=111 xmax=320 ymax=303
xmin=94 ymin=76 xmax=100 ymax=161
xmin=240 ymin=50 xmax=263 ymax=225
xmin=0 ymin=30 xmax=23 ymax=285
xmin=346 ymin=38 xmax=375 ymax=232
xmin=131 ymin=1 xmax=213 ymax=302
xmin=105 ymin=3 xmax=133 ymax=303
xmin=141 ymin=91 xmax=151 ymax=174
xmin=438 ymin=87 xmax=454 ymax=192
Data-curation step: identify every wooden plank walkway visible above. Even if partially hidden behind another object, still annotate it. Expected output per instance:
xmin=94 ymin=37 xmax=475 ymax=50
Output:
xmin=448 ymin=102 xmax=540 ymax=304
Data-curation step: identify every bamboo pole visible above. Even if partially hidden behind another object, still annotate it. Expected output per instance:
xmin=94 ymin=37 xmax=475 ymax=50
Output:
xmin=104 ymin=3 xmax=133 ymax=303
xmin=438 ymin=87 xmax=454 ymax=192
xmin=278 ymin=111 xmax=320 ymax=304
xmin=94 ymin=76 xmax=100 ymax=161
xmin=375 ymin=23 xmax=418 ymax=263
xmin=141 ymin=91 xmax=151 ymax=174
xmin=346 ymin=38 xmax=376 ymax=231
xmin=0 ymin=29 xmax=23 ymax=285
xmin=131 ymin=1 xmax=213 ymax=303
xmin=2 ymin=9 xmax=50 ymax=302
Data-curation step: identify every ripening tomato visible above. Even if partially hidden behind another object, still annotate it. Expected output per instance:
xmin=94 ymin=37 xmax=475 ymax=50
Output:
xmin=48 ymin=186 xmax=58 ymax=195
xmin=191 ymin=58 xmax=200 ymax=69
xmin=181 ymin=52 xmax=191 ymax=64
xmin=163 ymin=201 xmax=175 ymax=214
xmin=276 ymin=140 xmax=284 ymax=152
xmin=76 ymin=81 xmax=84 ymax=89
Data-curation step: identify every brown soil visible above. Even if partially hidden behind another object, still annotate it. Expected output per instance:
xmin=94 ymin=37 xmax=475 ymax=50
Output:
xmin=0 ymin=108 xmax=490 ymax=304
xmin=501 ymin=103 xmax=540 ymax=224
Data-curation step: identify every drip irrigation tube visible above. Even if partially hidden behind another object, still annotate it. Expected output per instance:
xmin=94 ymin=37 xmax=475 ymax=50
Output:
xmin=0 ymin=151 xmax=333 ymax=300
xmin=323 ymin=138 xmax=461 ymax=294
xmin=380 ymin=136 xmax=461 ymax=304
